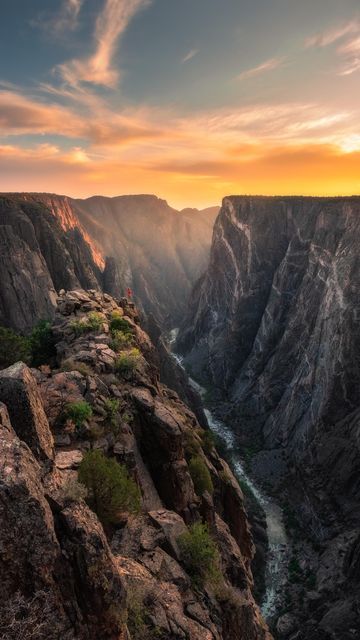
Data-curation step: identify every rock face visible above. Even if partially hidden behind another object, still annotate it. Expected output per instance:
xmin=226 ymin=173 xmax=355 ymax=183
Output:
xmin=0 ymin=405 xmax=127 ymax=639
xmin=0 ymin=289 xmax=270 ymax=640
xmin=72 ymin=195 xmax=218 ymax=327
xmin=0 ymin=361 xmax=54 ymax=466
xmin=0 ymin=196 xmax=102 ymax=331
xmin=177 ymin=195 xmax=360 ymax=638
xmin=2 ymin=193 xmax=218 ymax=331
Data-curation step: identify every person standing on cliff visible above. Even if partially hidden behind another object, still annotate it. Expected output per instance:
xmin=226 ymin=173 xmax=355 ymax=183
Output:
xmin=126 ymin=287 xmax=133 ymax=300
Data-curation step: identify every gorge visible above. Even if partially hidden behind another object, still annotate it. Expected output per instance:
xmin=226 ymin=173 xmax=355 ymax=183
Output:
xmin=0 ymin=192 xmax=359 ymax=640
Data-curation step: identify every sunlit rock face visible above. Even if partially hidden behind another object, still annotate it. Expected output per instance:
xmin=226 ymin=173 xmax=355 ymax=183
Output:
xmin=0 ymin=196 xmax=102 ymax=332
xmin=4 ymin=193 xmax=218 ymax=330
xmin=72 ymin=194 xmax=219 ymax=327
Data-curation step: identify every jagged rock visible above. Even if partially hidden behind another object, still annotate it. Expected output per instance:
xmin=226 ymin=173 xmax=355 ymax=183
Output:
xmin=148 ymin=510 xmax=188 ymax=560
xmin=0 ymin=415 xmax=127 ymax=639
xmin=0 ymin=362 xmax=54 ymax=466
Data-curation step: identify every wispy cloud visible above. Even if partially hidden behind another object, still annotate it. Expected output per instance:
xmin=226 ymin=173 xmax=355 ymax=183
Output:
xmin=305 ymin=19 xmax=359 ymax=48
xmin=337 ymin=35 xmax=360 ymax=75
xmin=32 ymin=0 xmax=84 ymax=35
xmin=306 ymin=18 xmax=360 ymax=77
xmin=57 ymin=0 xmax=151 ymax=88
xmin=236 ymin=57 xmax=285 ymax=81
xmin=181 ymin=49 xmax=199 ymax=64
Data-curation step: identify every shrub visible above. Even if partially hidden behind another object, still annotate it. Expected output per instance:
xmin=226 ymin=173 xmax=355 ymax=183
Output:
xmin=78 ymin=450 xmax=141 ymax=525
xmin=184 ymin=430 xmax=201 ymax=458
xmin=87 ymin=311 xmax=104 ymax=331
xmin=30 ymin=320 xmax=56 ymax=367
xmin=104 ymin=398 xmax=121 ymax=435
xmin=110 ymin=312 xmax=132 ymax=334
xmin=114 ymin=348 xmax=141 ymax=377
xmin=71 ymin=311 xmax=104 ymax=336
xmin=0 ymin=326 xmax=30 ymax=369
xmin=189 ymin=456 xmax=213 ymax=495
xmin=126 ymin=585 xmax=159 ymax=640
xmin=65 ymin=401 xmax=93 ymax=429
xmin=201 ymin=430 xmax=216 ymax=454
xmin=110 ymin=329 xmax=133 ymax=352
xmin=60 ymin=476 xmax=88 ymax=502
xmin=178 ymin=522 xmax=220 ymax=588
xmin=60 ymin=358 xmax=93 ymax=376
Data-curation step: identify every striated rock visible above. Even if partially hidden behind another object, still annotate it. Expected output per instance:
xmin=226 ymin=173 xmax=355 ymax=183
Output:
xmin=178 ymin=194 xmax=360 ymax=638
xmin=0 ymin=361 xmax=54 ymax=466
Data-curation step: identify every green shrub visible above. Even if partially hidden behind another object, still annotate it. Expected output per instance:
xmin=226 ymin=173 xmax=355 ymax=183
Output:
xmin=189 ymin=456 xmax=213 ymax=495
xmin=114 ymin=348 xmax=141 ymax=377
xmin=178 ymin=522 xmax=220 ymax=588
xmin=104 ymin=398 xmax=121 ymax=435
xmin=110 ymin=312 xmax=132 ymax=334
xmin=78 ymin=450 xmax=141 ymax=525
xmin=201 ymin=430 xmax=215 ymax=454
xmin=66 ymin=401 xmax=93 ymax=429
xmin=0 ymin=326 xmax=31 ymax=369
xmin=29 ymin=320 xmax=56 ymax=367
xmin=71 ymin=311 xmax=104 ymax=336
xmin=110 ymin=329 xmax=133 ymax=352
xmin=126 ymin=585 xmax=159 ymax=639
xmin=184 ymin=430 xmax=201 ymax=458
xmin=87 ymin=311 xmax=104 ymax=331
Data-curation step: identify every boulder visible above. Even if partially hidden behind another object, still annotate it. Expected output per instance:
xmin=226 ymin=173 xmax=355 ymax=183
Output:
xmin=0 ymin=362 xmax=54 ymax=466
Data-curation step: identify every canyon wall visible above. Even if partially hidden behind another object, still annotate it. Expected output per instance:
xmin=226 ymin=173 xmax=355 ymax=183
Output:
xmin=177 ymin=195 xmax=360 ymax=639
xmin=1 ymin=193 xmax=218 ymax=332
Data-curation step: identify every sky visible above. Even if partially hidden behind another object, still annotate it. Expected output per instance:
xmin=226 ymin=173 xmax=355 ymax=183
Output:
xmin=0 ymin=0 xmax=359 ymax=208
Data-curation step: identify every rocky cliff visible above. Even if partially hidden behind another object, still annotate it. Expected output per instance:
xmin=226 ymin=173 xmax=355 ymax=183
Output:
xmin=177 ymin=195 xmax=360 ymax=639
xmin=2 ymin=193 xmax=218 ymax=331
xmin=0 ymin=289 xmax=270 ymax=639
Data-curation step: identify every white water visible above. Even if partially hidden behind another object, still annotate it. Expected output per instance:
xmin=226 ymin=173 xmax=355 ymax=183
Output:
xmin=170 ymin=349 xmax=289 ymax=621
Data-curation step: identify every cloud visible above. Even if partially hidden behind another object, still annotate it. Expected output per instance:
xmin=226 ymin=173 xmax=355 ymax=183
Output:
xmin=236 ymin=57 xmax=285 ymax=81
xmin=181 ymin=49 xmax=199 ymax=64
xmin=57 ymin=0 xmax=151 ymax=88
xmin=32 ymin=0 xmax=84 ymax=35
xmin=337 ymin=35 xmax=360 ymax=75
xmin=305 ymin=19 xmax=359 ymax=48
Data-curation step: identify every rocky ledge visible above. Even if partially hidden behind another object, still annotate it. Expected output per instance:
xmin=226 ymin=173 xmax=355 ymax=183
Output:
xmin=0 ymin=289 xmax=270 ymax=639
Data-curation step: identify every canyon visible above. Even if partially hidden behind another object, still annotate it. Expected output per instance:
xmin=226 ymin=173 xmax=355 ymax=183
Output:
xmin=177 ymin=195 xmax=360 ymax=639
xmin=0 ymin=193 xmax=217 ymax=332
xmin=0 ymin=191 xmax=359 ymax=639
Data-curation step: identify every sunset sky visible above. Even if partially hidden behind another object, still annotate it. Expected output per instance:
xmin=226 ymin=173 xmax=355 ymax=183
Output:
xmin=0 ymin=0 xmax=359 ymax=208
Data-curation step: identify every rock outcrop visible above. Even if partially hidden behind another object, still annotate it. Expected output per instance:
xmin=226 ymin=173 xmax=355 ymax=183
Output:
xmin=0 ymin=289 xmax=270 ymax=639
xmin=177 ymin=195 xmax=360 ymax=639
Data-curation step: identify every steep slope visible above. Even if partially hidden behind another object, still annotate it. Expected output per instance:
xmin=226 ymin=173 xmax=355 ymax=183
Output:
xmin=0 ymin=196 xmax=102 ymax=332
xmin=6 ymin=192 xmax=218 ymax=329
xmin=0 ymin=289 xmax=271 ymax=640
xmin=72 ymin=195 xmax=218 ymax=326
xmin=177 ymin=195 xmax=360 ymax=639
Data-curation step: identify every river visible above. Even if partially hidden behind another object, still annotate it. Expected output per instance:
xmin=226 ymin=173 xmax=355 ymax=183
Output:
xmin=169 ymin=332 xmax=289 ymax=622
